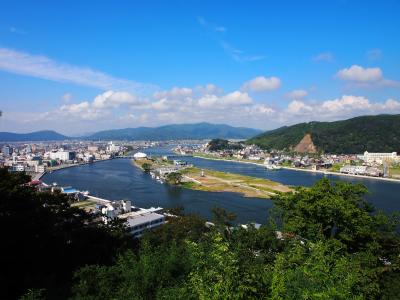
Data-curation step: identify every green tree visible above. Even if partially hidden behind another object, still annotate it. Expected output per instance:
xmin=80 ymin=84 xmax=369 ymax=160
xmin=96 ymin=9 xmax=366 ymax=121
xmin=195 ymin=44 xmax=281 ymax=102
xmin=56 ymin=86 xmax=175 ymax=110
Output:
xmin=166 ymin=172 xmax=182 ymax=185
xmin=70 ymin=178 xmax=400 ymax=299
xmin=271 ymin=178 xmax=399 ymax=253
xmin=0 ymin=168 xmax=130 ymax=299
xmin=142 ymin=162 xmax=152 ymax=172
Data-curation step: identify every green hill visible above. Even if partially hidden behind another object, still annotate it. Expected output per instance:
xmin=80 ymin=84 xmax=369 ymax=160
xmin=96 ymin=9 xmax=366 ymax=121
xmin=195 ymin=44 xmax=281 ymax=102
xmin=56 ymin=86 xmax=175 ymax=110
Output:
xmin=0 ymin=130 xmax=69 ymax=142
xmin=87 ymin=123 xmax=262 ymax=140
xmin=247 ymin=114 xmax=400 ymax=154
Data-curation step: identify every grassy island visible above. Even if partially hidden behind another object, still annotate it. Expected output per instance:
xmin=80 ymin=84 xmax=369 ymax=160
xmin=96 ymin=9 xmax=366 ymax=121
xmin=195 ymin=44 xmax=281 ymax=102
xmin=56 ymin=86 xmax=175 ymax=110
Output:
xmin=133 ymin=158 xmax=291 ymax=199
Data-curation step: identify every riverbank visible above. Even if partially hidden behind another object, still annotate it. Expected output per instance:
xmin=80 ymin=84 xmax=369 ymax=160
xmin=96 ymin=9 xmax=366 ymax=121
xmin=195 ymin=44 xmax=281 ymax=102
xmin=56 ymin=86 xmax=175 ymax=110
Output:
xmin=40 ymin=158 xmax=114 ymax=183
xmin=192 ymin=154 xmax=400 ymax=184
xmin=133 ymin=157 xmax=291 ymax=199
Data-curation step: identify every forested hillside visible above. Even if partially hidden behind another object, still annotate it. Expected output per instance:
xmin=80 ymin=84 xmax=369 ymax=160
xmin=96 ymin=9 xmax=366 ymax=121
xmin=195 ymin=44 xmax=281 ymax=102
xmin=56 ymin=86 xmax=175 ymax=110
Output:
xmin=247 ymin=114 xmax=400 ymax=154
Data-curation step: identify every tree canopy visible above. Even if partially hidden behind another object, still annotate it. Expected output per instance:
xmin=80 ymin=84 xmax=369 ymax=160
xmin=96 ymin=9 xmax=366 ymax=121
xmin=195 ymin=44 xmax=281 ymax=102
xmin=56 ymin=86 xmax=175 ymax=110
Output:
xmin=1 ymin=168 xmax=399 ymax=299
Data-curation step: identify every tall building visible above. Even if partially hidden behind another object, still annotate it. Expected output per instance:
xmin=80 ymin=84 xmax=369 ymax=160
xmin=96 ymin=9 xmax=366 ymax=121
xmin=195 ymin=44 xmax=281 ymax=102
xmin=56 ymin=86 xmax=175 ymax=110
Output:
xmin=49 ymin=150 xmax=76 ymax=161
xmin=2 ymin=145 xmax=13 ymax=157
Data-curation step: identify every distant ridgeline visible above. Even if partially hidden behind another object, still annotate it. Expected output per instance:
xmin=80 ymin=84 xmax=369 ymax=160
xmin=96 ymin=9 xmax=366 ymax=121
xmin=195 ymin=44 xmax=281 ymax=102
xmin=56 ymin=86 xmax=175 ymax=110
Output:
xmin=0 ymin=123 xmax=262 ymax=142
xmin=87 ymin=123 xmax=262 ymax=140
xmin=247 ymin=114 xmax=400 ymax=154
xmin=0 ymin=130 xmax=69 ymax=142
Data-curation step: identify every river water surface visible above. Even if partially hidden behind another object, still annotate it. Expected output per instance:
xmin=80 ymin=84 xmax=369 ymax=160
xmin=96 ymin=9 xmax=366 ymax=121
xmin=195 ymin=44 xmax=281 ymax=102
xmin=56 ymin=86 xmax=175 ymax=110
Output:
xmin=43 ymin=147 xmax=400 ymax=224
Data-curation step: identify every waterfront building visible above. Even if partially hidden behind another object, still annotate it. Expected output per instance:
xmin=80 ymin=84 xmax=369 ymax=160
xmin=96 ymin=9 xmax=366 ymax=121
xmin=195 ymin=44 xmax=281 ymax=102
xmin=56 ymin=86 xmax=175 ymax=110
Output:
xmin=133 ymin=152 xmax=147 ymax=160
xmin=361 ymin=151 xmax=399 ymax=164
xmin=340 ymin=165 xmax=367 ymax=175
xmin=107 ymin=141 xmax=121 ymax=153
xmin=173 ymin=159 xmax=187 ymax=166
xmin=49 ymin=150 xmax=76 ymax=161
xmin=126 ymin=212 xmax=165 ymax=237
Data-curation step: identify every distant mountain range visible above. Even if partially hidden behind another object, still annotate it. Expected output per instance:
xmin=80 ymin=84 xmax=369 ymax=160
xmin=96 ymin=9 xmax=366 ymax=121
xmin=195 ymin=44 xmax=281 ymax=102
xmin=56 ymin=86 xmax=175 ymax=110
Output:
xmin=86 ymin=123 xmax=262 ymax=140
xmin=0 ymin=123 xmax=262 ymax=142
xmin=247 ymin=114 xmax=400 ymax=154
xmin=0 ymin=130 xmax=69 ymax=142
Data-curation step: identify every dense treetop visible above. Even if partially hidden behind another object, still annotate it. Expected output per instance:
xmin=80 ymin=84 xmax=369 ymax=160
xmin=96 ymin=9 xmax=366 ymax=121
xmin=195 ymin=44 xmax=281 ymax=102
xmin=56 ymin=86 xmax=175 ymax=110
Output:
xmin=207 ymin=138 xmax=243 ymax=151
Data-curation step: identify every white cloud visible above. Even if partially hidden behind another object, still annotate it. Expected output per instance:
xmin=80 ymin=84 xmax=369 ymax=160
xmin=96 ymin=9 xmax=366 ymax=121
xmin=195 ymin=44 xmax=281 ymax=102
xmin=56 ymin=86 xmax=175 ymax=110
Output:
xmin=320 ymin=95 xmax=370 ymax=113
xmin=285 ymin=89 xmax=308 ymax=99
xmin=58 ymin=101 xmax=105 ymax=121
xmin=244 ymin=104 xmax=274 ymax=115
xmin=221 ymin=91 xmax=253 ymax=106
xmin=312 ymin=52 xmax=334 ymax=62
xmin=195 ymin=84 xmax=223 ymax=96
xmin=336 ymin=65 xmax=382 ymax=82
xmin=281 ymin=95 xmax=400 ymax=123
xmin=152 ymin=98 xmax=169 ymax=110
xmin=287 ymin=100 xmax=313 ymax=115
xmin=0 ymin=47 xmax=157 ymax=93
xmin=242 ymin=76 xmax=281 ymax=92
xmin=198 ymin=91 xmax=252 ymax=108
xmin=153 ymin=87 xmax=193 ymax=100
xmin=92 ymin=90 xmax=145 ymax=109
xmin=336 ymin=65 xmax=399 ymax=88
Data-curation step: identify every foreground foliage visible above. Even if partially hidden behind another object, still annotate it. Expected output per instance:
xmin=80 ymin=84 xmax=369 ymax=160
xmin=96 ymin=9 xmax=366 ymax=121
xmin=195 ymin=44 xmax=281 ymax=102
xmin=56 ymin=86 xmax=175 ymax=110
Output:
xmin=72 ymin=179 xmax=400 ymax=299
xmin=0 ymin=169 xmax=131 ymax=299
xmin=1 ymin=168 xmax=399 ymax=299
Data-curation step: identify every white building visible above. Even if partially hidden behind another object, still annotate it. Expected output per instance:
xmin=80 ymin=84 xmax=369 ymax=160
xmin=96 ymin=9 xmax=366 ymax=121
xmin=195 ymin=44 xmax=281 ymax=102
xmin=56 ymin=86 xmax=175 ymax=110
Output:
xmin=133 ymin=152 xmax=147 ymax=160
xmin=125 ymin=212 xmax=165 ymax=237
xmin=12 ymin=164 xmax=25 ymax=172
xmin=35 ymin=164 xmax=46 ymax=173
xmin=107 ymin=141 xmax=121 ymax=153
xmin=340 ymin=165 xmax=367 ymax=175
xmin=49 ymin=150 xmax=76 ymax=161
xmin=361 ymin=151 xmax=399 ymax=164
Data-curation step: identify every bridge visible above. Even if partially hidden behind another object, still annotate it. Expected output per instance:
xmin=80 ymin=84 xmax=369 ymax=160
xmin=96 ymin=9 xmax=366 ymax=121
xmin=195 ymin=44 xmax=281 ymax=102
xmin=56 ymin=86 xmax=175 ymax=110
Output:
xmin=115 ymin=155 xmax=136 ymax=159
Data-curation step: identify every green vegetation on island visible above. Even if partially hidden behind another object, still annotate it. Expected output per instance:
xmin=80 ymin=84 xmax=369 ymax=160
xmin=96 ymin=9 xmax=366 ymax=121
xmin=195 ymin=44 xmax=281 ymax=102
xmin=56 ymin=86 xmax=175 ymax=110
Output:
xmin=133 ymin=158 xmax=290 ymax=198
xmin=247 ymin=114 xmax=400 ymax=154
xmin=207 ymin=138 xmax=243 ymax=151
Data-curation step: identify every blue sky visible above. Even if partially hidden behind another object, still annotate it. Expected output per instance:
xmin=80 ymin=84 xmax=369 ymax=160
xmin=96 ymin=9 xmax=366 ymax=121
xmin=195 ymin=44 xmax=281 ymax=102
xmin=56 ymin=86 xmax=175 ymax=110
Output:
xmin=0 ymin=0 xmax=399 ymax=135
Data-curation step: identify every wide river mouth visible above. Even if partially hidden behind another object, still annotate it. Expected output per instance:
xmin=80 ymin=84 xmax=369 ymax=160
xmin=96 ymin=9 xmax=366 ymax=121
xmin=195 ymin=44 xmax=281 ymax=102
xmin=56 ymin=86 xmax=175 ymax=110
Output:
xmin=43 ymin=146 xmax=400 ymax=224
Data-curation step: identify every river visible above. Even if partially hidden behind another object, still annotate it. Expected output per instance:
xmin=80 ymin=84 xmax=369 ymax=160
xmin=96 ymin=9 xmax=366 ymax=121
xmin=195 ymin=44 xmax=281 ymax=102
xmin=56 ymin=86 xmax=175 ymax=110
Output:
xmin=43 ymin=146 xmax=400 ymax=224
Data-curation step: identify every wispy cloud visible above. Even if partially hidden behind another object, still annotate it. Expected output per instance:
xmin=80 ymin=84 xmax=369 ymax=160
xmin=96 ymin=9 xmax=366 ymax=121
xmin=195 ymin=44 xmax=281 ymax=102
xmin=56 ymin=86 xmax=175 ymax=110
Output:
xmin=221 ymin=41 xmax=265 ymax=63
xmin=9 ymin=26 xmax=27 ymax=35
xmin=197 ymin=16 xmax=226 ymax=33
xmin=0 ymin=47 xmax=157 ymax=94
xmin=312 ymin=52 xmax=334 ymax=62
xmin=197 ymin=17 xmax=264 ymax=63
